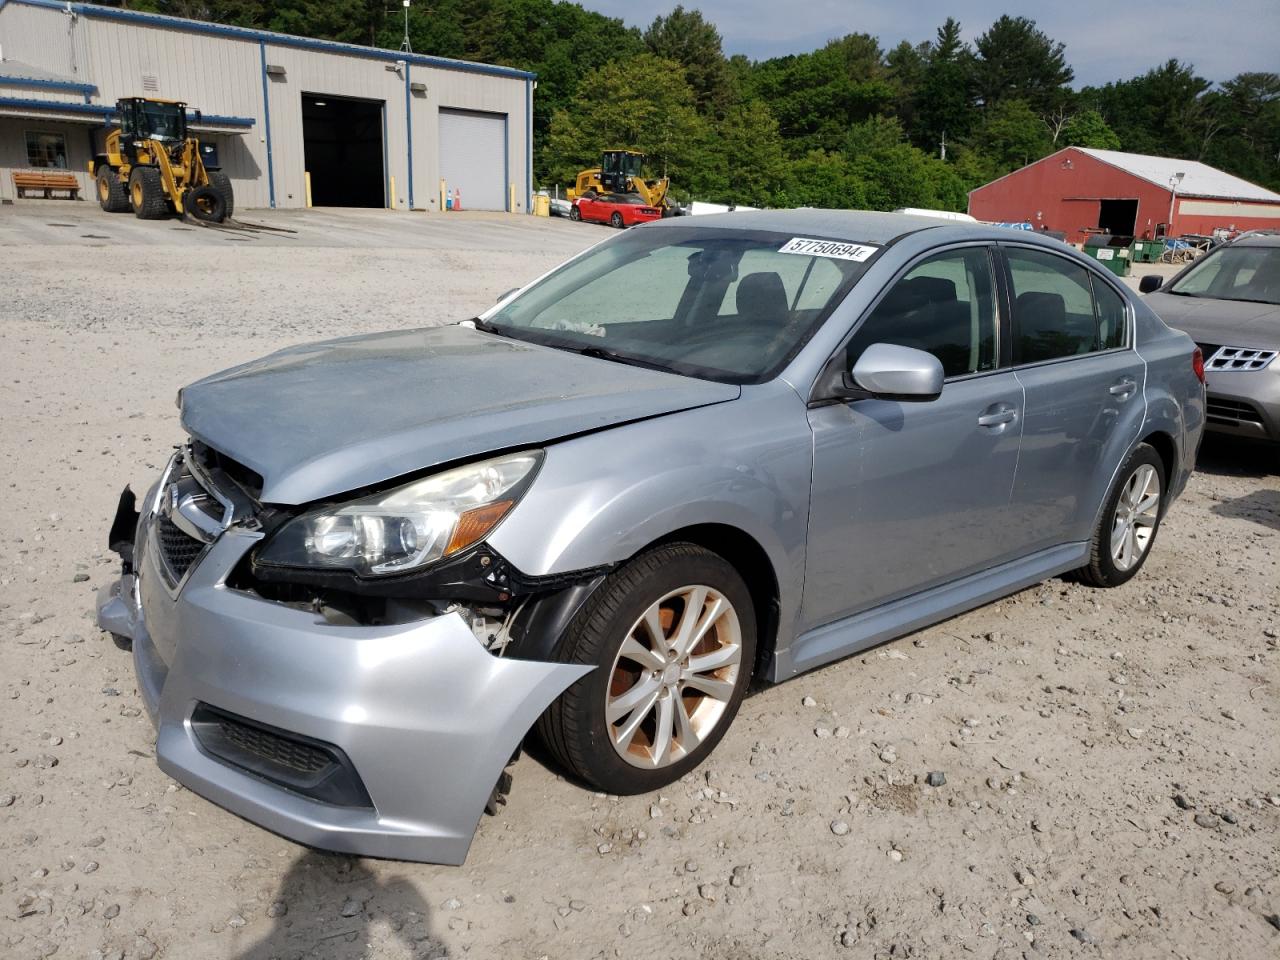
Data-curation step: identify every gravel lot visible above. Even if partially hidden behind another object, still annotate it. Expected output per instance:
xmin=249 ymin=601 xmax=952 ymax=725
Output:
xmin=1 ymin=203 xmax=1277 ymax=960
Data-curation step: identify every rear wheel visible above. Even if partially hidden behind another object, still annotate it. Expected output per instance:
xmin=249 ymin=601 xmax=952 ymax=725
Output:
xmin=129 ymin=167 xmax=168 ymax=219
xmin=207 ymin=171 xmax=234 ymax=220
xmin=610 ymin=211 xmax=624 ymax=229
xmin=1075 ymin=443 xmax=1166 ymax=587
xmin=537 ymin=543 xmax=756 ymax=794
xmin=97 ymin=168 xmax=129 ymax=213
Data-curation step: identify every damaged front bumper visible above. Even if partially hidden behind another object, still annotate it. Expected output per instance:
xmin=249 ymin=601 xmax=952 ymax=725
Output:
xmin=96 ymin=482 xmax=590 ymax=865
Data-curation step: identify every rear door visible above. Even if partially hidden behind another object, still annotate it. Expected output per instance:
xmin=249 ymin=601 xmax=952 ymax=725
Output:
xmin=803 ymin=244 xmax=1024 ymax=628
xmin=1000 ymin=244 xmax=1146 ymax=550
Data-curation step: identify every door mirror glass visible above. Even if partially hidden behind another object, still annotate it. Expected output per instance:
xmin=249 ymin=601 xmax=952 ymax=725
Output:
xmin=851 ymin=343 xmax=944 ymax=401
xmin=1138 ymin=274 xmax=1162 ymax=294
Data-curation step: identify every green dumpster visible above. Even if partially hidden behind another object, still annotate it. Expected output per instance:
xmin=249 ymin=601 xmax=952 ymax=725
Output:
xmin=1083 ymin=233 xmax=1132 ymax=277
xmin=1131 ymin=238 xmax=1163 ymax=263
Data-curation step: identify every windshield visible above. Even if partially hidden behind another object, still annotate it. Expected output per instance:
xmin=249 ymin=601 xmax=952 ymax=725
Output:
xmin=483 ymin=226 xmax=877 ymax=383
xmin=137 ymin=103 xmax=185 ymax=142
xmin=1169 ymin=245 xmax=1280 ymax=305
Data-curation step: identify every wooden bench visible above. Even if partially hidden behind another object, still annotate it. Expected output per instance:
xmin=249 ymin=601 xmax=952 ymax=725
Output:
xmin=12 ymin=170 xmax=81 ymax=200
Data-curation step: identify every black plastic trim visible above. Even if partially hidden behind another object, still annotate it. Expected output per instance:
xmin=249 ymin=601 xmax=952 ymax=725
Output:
xmin=190 ymin=703 xmax=373 ymax=808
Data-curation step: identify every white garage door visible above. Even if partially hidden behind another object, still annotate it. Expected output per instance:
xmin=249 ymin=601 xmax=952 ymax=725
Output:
xmin=438 ymin=109 xmax=507 ymax=211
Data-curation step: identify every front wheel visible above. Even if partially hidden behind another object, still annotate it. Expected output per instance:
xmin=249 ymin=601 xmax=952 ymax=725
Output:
xmin=537 ymin=543 xmax=756 ymax=794
xmin=1075 ymin=443 xmax=1166 ymax=587
xmin=569 ymin=204 xmax=581 ymax=221
xmin=129 ymin=167 xmax=168 ymax=219
xmin=610 ymin=211 xmax=624 ymax=229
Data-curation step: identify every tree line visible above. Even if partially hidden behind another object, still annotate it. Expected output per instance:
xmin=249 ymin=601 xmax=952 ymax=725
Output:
xmin=121 ymin=1 xmax=1280 ymax=210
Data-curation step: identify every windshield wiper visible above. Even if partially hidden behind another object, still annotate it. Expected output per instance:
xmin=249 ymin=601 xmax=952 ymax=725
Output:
xmin=575 ymin=345 xmax=669 ymax=371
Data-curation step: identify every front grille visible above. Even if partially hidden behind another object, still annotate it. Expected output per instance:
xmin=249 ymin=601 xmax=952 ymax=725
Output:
xmin=1206 ymin=397 xmax=1265 ymax=425
xmin=190 ymin=704 xmax=373 ymax=807
xmin=1204 ymin=345 xmax=1277 ymax=372
xmin=156 ymin=512 xmax=205 ymax=580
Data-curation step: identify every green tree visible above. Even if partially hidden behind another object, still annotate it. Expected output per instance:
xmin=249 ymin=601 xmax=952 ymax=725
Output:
xmin=643 ymin=5 xmax=731 ymax=115
xmin=545 ymin=54 xmax=709 ymax=193
xmin=915 ymin=18 xmax=977 ymax=153
xmin=1081 ymin=60 xmax=1211 ymax=157
xmin=696 ymin=101 xmax=788 ymax=206
xmin=751 ymin=34 xmax=894 ymax=154
xmin=973 ymin=15 xmax=1073 ymax=114
xmin=1060 ymin=109 xmax=1121 ymax=149
xmin=971 ymin=98 xmax=1053 ymax=173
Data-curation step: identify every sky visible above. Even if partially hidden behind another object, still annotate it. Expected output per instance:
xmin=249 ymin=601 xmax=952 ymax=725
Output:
xmin=581 ymin=0 xmax=1279 ymax=86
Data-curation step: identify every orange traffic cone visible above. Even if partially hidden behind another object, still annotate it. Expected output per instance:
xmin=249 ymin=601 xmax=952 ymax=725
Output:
xmin=454 ymin=188 xmax=462 ymax=211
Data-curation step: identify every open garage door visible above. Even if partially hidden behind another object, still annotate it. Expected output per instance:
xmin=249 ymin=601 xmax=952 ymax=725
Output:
xmin=302 ymin=94 xmax=385 ymax=208
xmin=438 ymin=108 xmax=507 ymax=211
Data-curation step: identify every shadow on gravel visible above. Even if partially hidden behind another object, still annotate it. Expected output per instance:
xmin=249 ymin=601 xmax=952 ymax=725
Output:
xmin=1211 ymin=489 xmax=1280 ymax=531
xmin=1195 ymin=435 xmax=1278 ymax=479
xmin=235 ymin=850 xmax=446 ymax=960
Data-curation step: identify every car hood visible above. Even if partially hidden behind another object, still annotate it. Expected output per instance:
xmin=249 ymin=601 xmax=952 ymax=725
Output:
xmin=1145 ymin=292 xmax=1280 ymax=351
xmin=180 ymin=325 xmax=740 ymax=504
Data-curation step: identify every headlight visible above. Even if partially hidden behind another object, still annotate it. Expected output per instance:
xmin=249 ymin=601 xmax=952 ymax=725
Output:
xmin=255 ymin=451 xmax=541 ymax=576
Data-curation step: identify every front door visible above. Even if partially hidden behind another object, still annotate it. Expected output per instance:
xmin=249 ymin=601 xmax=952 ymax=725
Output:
xmin=803 ymin=245 xmax=1024 ymax=629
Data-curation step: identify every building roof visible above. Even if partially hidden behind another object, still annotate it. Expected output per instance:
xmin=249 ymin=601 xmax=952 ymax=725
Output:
xmin=1078 ymin=148 xmax=1280 ymax=203
xmin=2 ymin=0 xmax=536 ymax=81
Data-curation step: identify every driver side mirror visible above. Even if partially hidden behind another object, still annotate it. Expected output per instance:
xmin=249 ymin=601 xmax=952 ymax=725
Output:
xmin=851 ymin=343 xmax=944 ymax=401
xmin=1138 ymin=274 xmax=1162 ymax=294
xmin=819 ymin=343 xmax=944 ymax=403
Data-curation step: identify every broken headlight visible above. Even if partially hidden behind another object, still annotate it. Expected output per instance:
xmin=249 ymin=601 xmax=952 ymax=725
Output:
xmin=255 ymin=451 xmax=541 ymax=577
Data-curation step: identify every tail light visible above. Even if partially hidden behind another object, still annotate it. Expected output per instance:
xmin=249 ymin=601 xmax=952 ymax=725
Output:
xmin=1192 ymin=346 xmax=1205 ymax=385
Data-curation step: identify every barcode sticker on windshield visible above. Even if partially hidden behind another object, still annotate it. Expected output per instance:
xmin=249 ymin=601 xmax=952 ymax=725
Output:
xmin=779 ymin=238 xmax=878 ymax=262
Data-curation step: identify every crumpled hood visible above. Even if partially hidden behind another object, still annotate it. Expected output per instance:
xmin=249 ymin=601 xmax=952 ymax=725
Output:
xmin=1145 ymin=292 xmax=1280 ymax=351
xmin=180 ymin=325 xmax=739 ymax=504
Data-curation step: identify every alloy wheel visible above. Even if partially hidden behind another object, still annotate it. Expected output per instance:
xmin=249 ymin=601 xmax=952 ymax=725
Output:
xmin=605 ymin=585 xmax=743 ymax=769
xmin=1110 ymin=463 xmax=1160 ymax=571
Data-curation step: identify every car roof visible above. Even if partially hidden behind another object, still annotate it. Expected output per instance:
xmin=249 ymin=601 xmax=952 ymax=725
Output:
xmin=1230 ymin=232 xmax=1280 ymax=248
xmin=644 ymin=208 xmax=1073 ymax=250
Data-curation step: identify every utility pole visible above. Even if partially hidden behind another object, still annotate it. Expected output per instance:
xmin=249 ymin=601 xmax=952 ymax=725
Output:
xmin=400 ymin=0 xmax=412 ymax=54
xmin=940 ymin=131 xmax=947 ymax=162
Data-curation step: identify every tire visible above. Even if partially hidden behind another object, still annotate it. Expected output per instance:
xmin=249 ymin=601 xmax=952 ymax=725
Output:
xmin=184 ymin=185 xmax=227 ymax=223
xmin=207 ymin=171 xmax=234 ymax=220
xmin=569 ymin=204 xmax=581 ymax=221
xmin=537 ymin=543 xmax=756 ymax=795
xmin=1074 ymin=443 xmax=1166 ymax=587
xmin=129 ymin=167 xmax=168 ymax=219
xmin=610 ymin=211 xmax=625 ymax=229
xmin=97 ymin=168 xmax=129 ymax=213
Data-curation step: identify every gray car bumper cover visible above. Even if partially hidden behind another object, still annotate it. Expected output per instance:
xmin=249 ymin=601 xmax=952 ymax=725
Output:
xmin=96 ymin=516 xmax=591 ymax=865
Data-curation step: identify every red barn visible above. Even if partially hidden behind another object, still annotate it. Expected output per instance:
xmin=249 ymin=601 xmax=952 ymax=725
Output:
xmin=968 ymin=147 xmax=1280 ymax=243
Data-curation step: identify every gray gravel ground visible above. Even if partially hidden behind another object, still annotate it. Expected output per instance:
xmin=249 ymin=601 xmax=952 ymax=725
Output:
xmin=1 ymin=203 xmax=1277 ymax=960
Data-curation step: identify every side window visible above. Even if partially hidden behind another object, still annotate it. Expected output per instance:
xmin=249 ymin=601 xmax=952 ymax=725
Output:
xmin=846 ymin=247 xmax=998 ymax=378
xmin=1091 ymin=276 xmax=1128 ymax=350
xmin=1007 ymin=248 xmax=1100 ymax=363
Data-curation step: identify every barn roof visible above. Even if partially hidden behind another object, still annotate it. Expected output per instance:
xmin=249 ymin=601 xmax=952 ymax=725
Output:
xmin=1078 ymin=148 xmax=1280 ymax=203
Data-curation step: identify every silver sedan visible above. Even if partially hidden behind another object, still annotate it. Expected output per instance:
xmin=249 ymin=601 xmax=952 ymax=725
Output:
xmin=98 ymin=210 xmax=1205 ymax=863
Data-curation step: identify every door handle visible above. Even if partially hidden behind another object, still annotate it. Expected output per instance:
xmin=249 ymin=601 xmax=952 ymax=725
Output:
xmin=977 ymin=408 xmax=1018 ymax=427
xmin=1109 ymin=377 xmax=1137 ymax=398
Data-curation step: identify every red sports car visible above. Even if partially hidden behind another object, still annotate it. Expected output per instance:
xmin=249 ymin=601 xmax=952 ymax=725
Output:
xmin=570 ymin=192 xmax=662 ymax=228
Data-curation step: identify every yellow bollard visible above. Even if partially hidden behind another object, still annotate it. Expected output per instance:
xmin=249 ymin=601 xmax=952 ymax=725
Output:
xmin=389 ymin=176 xmax=396 ymax=209
xmin=439 ymin=178 xmax=446 ymax=211
xmin=509 ymin=182 xmax=516 ymax=212
xmin=305 ymin=171 xmax=313 ymax=208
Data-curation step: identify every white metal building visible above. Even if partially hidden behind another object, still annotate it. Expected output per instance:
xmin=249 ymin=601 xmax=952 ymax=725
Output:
xmin=0 ymin=0 xmax=535 ymax=211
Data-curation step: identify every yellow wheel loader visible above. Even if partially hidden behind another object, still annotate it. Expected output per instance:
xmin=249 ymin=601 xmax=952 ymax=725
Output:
xmin=568 ymin=149 xmax=671 ymax=213
xmin=91 ymin=97 xmax=233 ymax=222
